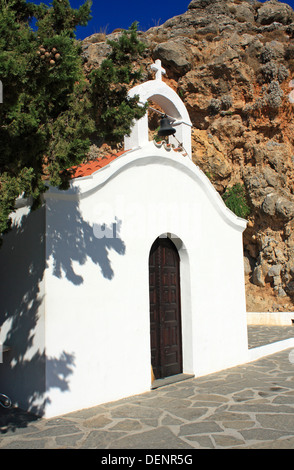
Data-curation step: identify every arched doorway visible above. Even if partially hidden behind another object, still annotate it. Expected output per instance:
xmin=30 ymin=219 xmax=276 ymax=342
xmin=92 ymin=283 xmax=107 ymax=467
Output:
xmin=149 ymin=237 xmax=183 ymax=380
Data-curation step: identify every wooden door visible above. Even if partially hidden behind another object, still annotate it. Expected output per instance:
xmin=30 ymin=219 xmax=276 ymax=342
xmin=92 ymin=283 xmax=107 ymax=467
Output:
xmin=149 ymin=237 xmax=183 ymax=380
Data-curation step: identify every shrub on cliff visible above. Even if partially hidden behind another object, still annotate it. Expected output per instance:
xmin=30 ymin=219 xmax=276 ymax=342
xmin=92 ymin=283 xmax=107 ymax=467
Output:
xmin=222 ymin=183 xmax=251 ymax=219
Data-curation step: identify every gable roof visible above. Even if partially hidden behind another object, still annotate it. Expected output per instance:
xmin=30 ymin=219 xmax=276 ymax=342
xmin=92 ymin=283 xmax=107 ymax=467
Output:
xmin=70 ymin=151 xmax=126 ymax=178
xmin=48 ymin=140 xmax=247 ymax=233
xmin=69 ymin=142 xmax=187 ymax=179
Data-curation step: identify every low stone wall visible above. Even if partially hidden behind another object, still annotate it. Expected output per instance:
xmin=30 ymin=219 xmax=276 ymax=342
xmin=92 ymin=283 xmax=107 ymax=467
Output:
xmin=247 ymin=312 xmax=294 ymax=326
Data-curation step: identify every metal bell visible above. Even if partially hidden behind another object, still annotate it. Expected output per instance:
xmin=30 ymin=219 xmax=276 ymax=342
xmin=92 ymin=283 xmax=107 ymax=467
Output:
xmin=158 ymin=114 xmax=176 ymax=137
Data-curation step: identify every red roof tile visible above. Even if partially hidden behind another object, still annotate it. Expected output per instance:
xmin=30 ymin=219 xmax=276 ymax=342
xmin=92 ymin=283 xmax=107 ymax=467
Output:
xmin=70 ymin=151 xmax=126 ymax=179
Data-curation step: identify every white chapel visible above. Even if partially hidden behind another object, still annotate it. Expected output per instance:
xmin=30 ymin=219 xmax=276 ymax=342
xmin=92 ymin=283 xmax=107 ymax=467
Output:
xmin=0 ymin=60 xmax=249 ymax=418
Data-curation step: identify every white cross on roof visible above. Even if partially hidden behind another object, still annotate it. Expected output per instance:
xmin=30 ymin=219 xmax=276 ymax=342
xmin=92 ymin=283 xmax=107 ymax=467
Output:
xmin=150 ymin=59 xmax=166 ymax=81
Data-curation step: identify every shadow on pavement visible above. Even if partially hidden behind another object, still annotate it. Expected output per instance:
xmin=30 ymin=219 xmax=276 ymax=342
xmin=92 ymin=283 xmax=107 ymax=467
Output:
xmin=0 ymin=406 xmax=40 ymax=434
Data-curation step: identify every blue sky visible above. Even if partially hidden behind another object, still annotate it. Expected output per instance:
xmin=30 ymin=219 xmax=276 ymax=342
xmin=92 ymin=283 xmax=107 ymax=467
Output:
xmin=32 ymin=1 xmax=294 ymax=40
xmin=33 ymin=0 xmax=191 ymax=39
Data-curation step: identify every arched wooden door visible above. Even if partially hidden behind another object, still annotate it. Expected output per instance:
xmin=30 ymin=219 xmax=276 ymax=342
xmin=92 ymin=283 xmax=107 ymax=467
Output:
xmin=149 ymin=237 xmax=183 ymax=380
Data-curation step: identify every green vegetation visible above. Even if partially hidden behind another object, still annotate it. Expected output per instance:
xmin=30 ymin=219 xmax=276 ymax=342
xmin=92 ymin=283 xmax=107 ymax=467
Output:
xmin=0 ymin=0 xmax=147 ymax=243
xmin=90 ymin=22 xmax=147 ymax=145
xmin=222 ymin=183 xmax=251 ymax=219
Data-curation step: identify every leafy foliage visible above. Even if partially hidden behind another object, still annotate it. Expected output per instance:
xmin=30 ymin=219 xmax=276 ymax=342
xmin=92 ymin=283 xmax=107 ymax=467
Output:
xmin=222 ymin=183 xmax=251 ymax=219
xmin=89 ymin=22 xmax=148 ymax=144
xmin=0 ymin=1 xmax=147 ymax=243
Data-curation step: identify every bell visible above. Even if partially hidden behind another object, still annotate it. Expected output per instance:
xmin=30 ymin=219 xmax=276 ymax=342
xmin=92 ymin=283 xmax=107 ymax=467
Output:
xmin=158 ymin=114 xmax=176 ymax=137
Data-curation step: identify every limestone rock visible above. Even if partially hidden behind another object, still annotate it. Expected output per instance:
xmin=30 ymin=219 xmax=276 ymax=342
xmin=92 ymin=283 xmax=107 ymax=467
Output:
xmin=275 ymin=197 xmax=294 ymax=220
xmin=153 ymin=41 xmax=192 ymax=76
xmin=81 ymin=41 xmax=112 ymax=69
xmin=234 ymin=4 xmax=255 ymax=24
xmin=268 ymin=264 xmax=282 ymax=277
xmin=192 ymin=129 xmax=231 ymax=179
xmin=81 ymin=0 xmax=294 ymax=310
xmin=188 ymin=0 xmax=219 ymax=9
xmin=244 ymin=256 xmax=252 ymax=276
xmin=252 ymin=265 xmax=266 ymax=287
xmin=256 ymin=0 xmax=294 ymax=25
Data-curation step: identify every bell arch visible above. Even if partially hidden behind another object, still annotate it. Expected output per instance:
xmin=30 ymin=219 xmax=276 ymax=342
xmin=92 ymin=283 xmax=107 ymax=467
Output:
xmin=124 ymin=61 xmax=192 ymax=158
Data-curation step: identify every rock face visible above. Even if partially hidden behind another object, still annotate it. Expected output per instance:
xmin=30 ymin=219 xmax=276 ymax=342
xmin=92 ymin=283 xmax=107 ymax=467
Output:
xmin=81 ymin=0 xmax=294 ymax=312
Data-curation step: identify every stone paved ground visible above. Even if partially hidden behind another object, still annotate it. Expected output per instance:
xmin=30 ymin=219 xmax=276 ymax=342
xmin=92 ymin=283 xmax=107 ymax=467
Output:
xmin=1 ymin=326 xmax=294 ymax=449
xmin=247 ymin=325 xmax=294 ymax=349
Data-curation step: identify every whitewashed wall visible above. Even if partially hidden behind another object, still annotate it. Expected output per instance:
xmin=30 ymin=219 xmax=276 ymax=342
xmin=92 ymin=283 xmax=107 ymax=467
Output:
xmin=0 ymin=61 xmax=249 ymax=417
xmin=42 ymin=142 xmax=248 ymax=418
xmin=0 ymin=202 xmax=47 ymax=415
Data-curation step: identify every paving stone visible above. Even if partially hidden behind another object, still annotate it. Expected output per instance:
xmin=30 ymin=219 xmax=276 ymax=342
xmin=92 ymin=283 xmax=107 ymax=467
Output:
xmin=56 ymin=433 xmax=84 ymax=447
xmin=1 ymin=327 xmax=294 ymax=449
xmin=185 ymin=435 xmax=214 ymax=448
xmin=45 ymin=417 xmax=73 ymax=426
xmin=0 ymin=408 xmax=39 ymax=431
xmin=222 ymin=420 xmax=255 ymax=430
xmin=66 ymin=406 xmax=108 ymax=419
xmin=109 ymin=404 xmax=160 ymax=419
xmin=83 ymin=414 xmax=112 ymax=428
xmin=203 ymin=384 xmax=248 ymax=395
xmin=191 ymin=393 xmax=230 ymax=403
xmin=110 ymin=427 xmax=194 ymax=449
xmin=245 ymin=436 xmax=294 ymax=449
xmin=166 ymin=406 xmax=209 ymax=421
xmin=24 ymin=424 xmax=81 ymax=438
xmin=232 ymin=390 xmax=256 ymax=401
xmin=160 ymin=415 xmax=184 ymax=426
xmin=256 ymin=413 xmax=294 ymax=431
xmin=109 ymin=419 xmax=143 ymax=431
xmin=213 ymin=434 xmax=245 ymax=448
xmin=152 ymin=398 xmax=193 ymax=409
xmin=132 ymin=397 xmax=181 ymax=409
xmin=228 ymin=403 xmax=294 ymax=414
xmin=1 ymin=439 xmax=48 ymax=449
xmin=179 ymin=421 xmax=223 ymax=436
xmin=272 ymin=395 xmax=294 ymax=405
xmin=209 ymin=411 xmax=253 ymax=422
xmin=0 ymin=424 xmax=41 ymax=436
xmin=164 ymin=389 xmax=197 ymax=398
xmin=139 ymin=418 xmax=159 ymax=427
xmin=190 ymin=401 xmax=221 ymax=408
xmin=80 ymin=430 xmax=124 ymax=449
xmin=240 ymin=427 xmax=291 ymax=441
xmin=248 ymin=326 xmax=294 ymax=348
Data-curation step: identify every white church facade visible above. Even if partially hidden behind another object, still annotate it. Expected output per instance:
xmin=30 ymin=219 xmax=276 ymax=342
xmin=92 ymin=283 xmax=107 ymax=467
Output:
xmin=0 ymin=61 xmax=249 ymax=418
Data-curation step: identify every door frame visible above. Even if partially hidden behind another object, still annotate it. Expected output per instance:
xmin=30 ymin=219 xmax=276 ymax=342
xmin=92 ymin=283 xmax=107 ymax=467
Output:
xmin=149 ymin=236 xmax=183 ymax=380
xmin=148 ymin=233 xmax=194 ymax=383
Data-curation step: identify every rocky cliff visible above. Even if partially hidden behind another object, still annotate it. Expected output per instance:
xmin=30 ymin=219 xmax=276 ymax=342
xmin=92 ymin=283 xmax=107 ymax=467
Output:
xmin=81 ymin=0 xmax=294 ymax=312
